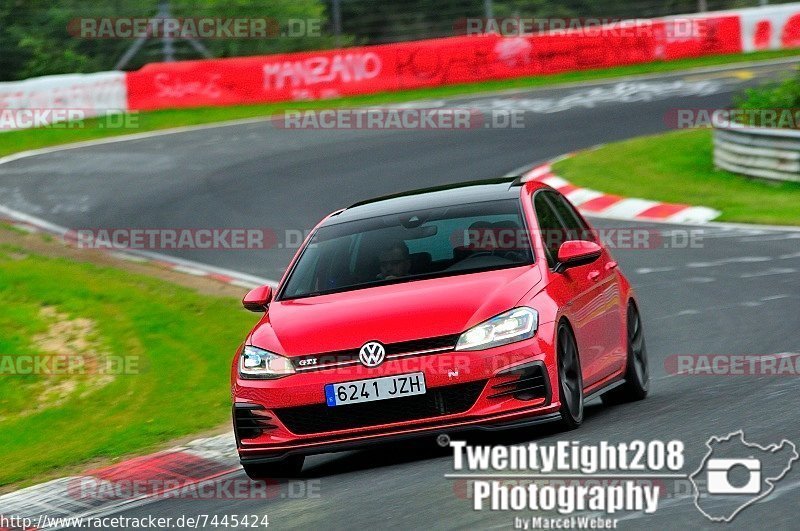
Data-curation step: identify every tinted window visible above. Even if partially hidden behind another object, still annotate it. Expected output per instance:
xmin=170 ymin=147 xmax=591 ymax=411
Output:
xmin=280 ymin=200 xmax=533 ymax=299
xmin=545 ymin=192 xmax=594 ymax=242
xmin=533 ymin=193 xmax=564 ymax=268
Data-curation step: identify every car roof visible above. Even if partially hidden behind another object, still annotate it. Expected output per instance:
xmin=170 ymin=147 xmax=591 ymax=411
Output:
xmin=324 ymin=178 xmax=527 ymax=226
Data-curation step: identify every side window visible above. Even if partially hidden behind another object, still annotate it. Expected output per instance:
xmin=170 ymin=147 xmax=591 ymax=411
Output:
xmin=546 ymin=192 xmax=594 ymax=242
xmin=533 ymin=193 xmax=565 ymax=268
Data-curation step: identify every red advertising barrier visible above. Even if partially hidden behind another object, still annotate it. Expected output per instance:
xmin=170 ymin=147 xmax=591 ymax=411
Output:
xmin=659 ymin=16 xmax=742 ymax=59
xmin=125 ymin=15 xmax=744 ymax=111
xmin=738 ymin=3 xmax=800 ymax=51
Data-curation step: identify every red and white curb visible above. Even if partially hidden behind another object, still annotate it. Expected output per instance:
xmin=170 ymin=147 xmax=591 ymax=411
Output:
xmin=0 ymin=205 xmax=276 ymax=290
xmin=0 ymin=433 xmax=239 ymax=530
xmin=523 ymin=164 xmax=721 ymax=224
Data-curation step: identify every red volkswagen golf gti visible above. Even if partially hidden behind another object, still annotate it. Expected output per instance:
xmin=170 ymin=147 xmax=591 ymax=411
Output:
xmin=232 ymin=177 xmax=649 ymax=478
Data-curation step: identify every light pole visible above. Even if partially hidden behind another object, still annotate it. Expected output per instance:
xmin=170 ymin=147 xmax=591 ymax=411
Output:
xmin=332 ymin=0 xmax=343 ymax=48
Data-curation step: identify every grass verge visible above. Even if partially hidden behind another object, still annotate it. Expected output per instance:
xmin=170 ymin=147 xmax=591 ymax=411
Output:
xmin=2 ymin=49 xmax=800 ymax=159
xmin=0 ymin=226 xmax=254 ymax=488
xmin=552 ymin=128 xmax=800 ymax=226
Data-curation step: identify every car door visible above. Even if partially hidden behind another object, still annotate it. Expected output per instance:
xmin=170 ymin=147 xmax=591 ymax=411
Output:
xmin=546 ymin=191 xmax=625 ymax=383
xmin=533 ymin=191 xmax=603 ymax=388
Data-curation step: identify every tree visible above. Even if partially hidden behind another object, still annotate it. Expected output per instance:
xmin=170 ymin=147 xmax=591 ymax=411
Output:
xmin=0 ymin=0 xmax=337 ymax=81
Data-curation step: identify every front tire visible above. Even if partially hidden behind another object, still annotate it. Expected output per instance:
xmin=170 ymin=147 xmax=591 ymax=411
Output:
xmin=602 ymin=301 xmax=649 ymax=406
xmin=557 ymin=322 xmax=584 ymax=429
xmin=243 ymin=455 xmax=305 ymax=479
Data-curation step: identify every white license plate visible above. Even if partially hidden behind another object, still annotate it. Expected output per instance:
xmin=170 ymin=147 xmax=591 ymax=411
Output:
xmin=324 ymin=372 xmax=426 ymax=407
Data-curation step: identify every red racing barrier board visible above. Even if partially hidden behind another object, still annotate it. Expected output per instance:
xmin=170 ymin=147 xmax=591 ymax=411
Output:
xmin=658 ymin=16 xmax=742 ymax=60
xmin=125 ymin=15 xmax=742 ymax=111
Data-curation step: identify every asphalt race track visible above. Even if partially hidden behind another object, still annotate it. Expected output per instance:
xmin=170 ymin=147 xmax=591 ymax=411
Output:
xmin=2 ymin=61 xmax=799 ymax=529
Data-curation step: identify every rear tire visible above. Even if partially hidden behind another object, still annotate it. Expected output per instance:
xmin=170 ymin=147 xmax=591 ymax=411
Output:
xmin=602 ymin=301 xmax=649 ymax=406
xmin=557 ymin=322 xmax=584 ymax=430
xmin=243 ymin=455 xmax=305 ymax=479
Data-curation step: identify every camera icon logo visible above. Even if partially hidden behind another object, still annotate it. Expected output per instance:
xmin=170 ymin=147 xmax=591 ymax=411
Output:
xmin=690 ymin=431 xmax=798 ymax=522
xmin=706 ymin=458 xmax=761 ymax=495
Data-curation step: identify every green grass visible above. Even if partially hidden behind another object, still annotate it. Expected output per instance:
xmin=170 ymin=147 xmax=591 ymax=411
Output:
xmin=552 ymin=128 xmax=800 ymax=225
xmin=3 ymin=49 xmax=800 ymax=159
xmin=0 ymin=245 xmax=255 ymax=487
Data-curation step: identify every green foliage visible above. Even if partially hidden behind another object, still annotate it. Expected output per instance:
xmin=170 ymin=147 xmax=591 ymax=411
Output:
xmin=339 ymin=0 xmax=485 ymax=43
xmin=734 ymin=68 xmax=800 ymax=128
xmin=492 ymin=0 xmax=703 ymax=19
xmin=0 ymin=0 xmax=336 ymax=81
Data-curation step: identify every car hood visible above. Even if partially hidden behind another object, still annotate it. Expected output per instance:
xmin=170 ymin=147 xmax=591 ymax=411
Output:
xmin=249 ymin=266 xmax=542 ymax=357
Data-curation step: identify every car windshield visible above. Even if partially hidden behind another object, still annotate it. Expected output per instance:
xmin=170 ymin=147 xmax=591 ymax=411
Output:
xmin=279 ymin=199 xmax=533 ymax=299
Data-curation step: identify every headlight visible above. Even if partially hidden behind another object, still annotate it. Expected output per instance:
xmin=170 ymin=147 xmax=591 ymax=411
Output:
xmin=455 ymin=307 xmax=538 ymax=351
xmin=239 ymin=345 xmax=295 ymax=379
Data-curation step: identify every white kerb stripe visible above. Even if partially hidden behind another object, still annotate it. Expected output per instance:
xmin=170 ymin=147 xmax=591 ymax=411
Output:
xmin=667 ymin=206 xmax=721 ymax=224
xmin=564 ymin=188 xmax=604 ymax=206
xmin=524 ymin=165 xmax=551 ymax=180
xmin=540 ymin=176 xmax=570 ymax=189
xmin=598 ymin=198 xmax=660 ymax=218
xmin=172 ymin=265 xmax=213 ymax=277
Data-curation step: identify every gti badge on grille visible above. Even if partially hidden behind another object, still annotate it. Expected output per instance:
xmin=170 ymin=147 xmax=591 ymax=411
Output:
xmin=359 ymin=341 xmax=386 ymax=367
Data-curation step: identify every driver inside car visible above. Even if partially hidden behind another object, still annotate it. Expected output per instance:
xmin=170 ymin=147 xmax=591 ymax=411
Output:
xmin=377 ymin=240 xmax=412 ymax=280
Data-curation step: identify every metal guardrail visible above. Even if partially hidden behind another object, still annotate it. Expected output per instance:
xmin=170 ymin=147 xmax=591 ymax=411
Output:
xmin=713 ymin=125 xmax=800 ymax=182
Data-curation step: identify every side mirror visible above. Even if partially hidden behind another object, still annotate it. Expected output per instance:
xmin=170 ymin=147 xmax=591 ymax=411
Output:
xmin=555 ymin=240 xmax=602 ymax=273
xmin=242 ymin=285 xmax=273 ymax=312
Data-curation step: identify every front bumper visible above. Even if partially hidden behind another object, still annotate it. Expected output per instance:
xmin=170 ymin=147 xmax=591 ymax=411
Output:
xmin=233 ymin=322 xmax=561 ymax=461
xmin=239 ymin=410 xmax=563 ymax=465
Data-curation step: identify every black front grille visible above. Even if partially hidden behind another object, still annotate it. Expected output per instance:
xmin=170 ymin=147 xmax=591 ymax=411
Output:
xmin=275 ymin=380 xmax=486 ymax=435
xmin=383 ymin=335 xmax=460 ymax=355
xmin=293 ymin=334 xmax=460 ymax=368
xmin=234 ymin=404 xmax=278 ymax=440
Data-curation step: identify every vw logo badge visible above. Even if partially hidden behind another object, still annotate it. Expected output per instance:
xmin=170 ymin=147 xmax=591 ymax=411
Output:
xmin=359 ymin=341 xmax=386 ymax=367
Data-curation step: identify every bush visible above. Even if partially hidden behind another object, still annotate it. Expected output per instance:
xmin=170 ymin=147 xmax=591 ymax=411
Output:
xmin=734 ymin=68 xmax=800 ymax=129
